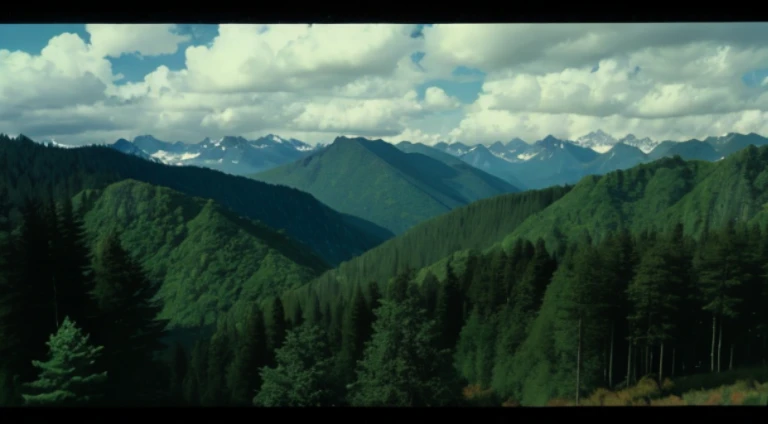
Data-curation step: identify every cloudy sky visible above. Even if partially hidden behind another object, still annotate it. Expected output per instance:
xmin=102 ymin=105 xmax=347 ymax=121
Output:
xmin=2 ymin=23 xmax=768 ymax=146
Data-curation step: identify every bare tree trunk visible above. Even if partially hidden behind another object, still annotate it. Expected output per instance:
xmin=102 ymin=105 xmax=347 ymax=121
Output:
xmin=626 ymin=339 xmax=633 ymax=388
xmin=717 ymin=318 xmax=723 ymax=373
xmin=576 ymin=317 xmax=582 ymax=405
xmin=658 ymin=342 xmax=664 ymax=385
xmin=609 ymin=322 xmax=615 ymax=388
xmin=729 ymin=344 xmax=734 ymax=370
xmin=710 ymin=314 xmax=716 ymax=372
xmin=671 ymin=348 xmax=676 ymax=378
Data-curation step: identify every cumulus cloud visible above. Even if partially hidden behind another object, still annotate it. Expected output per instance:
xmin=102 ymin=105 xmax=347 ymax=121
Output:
xmin=423 ymin=87 xmax=461 ymax=110
xmin=3 ymin=23 xmax=768 ymax=145
xmin=86 ymin=24 xmax=190 ymax=58
xmin=431 ymin=23 xmax=768 ymax=143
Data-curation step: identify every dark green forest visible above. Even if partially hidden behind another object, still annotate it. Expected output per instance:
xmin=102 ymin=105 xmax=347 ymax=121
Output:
xmin=0 ymin=134 xmax=388 ymax=266
xmin=3 ymin=134 xmax=768 ymax=406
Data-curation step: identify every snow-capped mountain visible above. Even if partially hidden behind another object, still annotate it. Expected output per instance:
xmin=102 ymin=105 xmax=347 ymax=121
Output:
xmin=110 ymin=134 xmax=322 ymax=176
xmin=618 ymin=134 xmax=659 ymax=154
xmin=574 ymin=130 xmax=619 ymax=154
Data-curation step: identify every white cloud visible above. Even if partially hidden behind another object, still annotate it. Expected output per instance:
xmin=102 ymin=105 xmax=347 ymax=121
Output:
xmin=423 ymin=86 xmax=460 ymax=110
xmin=3 ymin=23 xmax=768 ymax=146
xmin=86 ymin=24 xmax=190 ymax=58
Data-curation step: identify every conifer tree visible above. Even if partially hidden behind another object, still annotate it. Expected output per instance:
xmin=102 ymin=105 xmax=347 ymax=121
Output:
xmin=627 ymin=240 xmax=682 ymax=383
xmin=350 ymin=281 xmax=460 ymax=406
xmin=90 ymin=232 xmax=168 ymax=405
xmin=254 ymin=325 xmax=337 ymax=407
xmin=228 ymin=304 xmax=268 ymax=405
xmin=203 ymin=328 xmax=231 ymax=406
xmin=22 ymin=317 xmax=107 ymax=406
xmin=434 ymin=262 xmax=463 ymax=351
xmin=697 ymin=223 xmax=746 ymax=373
xmin=54 ymin=195 xmax=96 ymax=333
xmin=420 ymin=271 xmax=440 ymax=317
xmin=336 ymin=286 xmax=373 ymax=385
xmin=266 ymin=297 xmax=287 ymax=368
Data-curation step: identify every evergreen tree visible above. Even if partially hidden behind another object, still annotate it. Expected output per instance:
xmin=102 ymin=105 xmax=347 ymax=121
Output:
xmin=90 ymin=232 xmax=168 ymax=405
xmin=336 ymin=286 xmax=373 ymax=385
xmin=54 ymin=195 xmax=96 ymax=333
xmin=420 ymin=271 xmax=440 ymax=317
xmin=627 ymin=240 xmax=682 ymax=383
xmin=266 ymin=296 xmax=287 ymax=362
xmin=228 ymin=304 xmax=268 ymax=406
xmin=350 ymin=284 xmax=460 ymax=406
xmin=254 ymin=325 xmax=338 ymax=407
xmin=434 ymin=262 xmax=463 ymax=351
xmin=697 ymin=224 xmax=746 ymax=373
xmin=203 ymin=328 xmax=231 ymax=406
xmin=21 ymin=317 xmax=107 ymax=406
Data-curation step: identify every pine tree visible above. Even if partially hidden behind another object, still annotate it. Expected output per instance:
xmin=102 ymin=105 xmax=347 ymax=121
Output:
xmin=54 ymin=195 xmax=96 ymax=333
xmin=627 ymin=240 xmax=682 ymax=383
xmin=350 ymin=282 xmax=460 ymax=406
xmin=21 ymin=317 xmax=107 ymax=406
xmin=204 ymin=328 xmax=231 ymax=406
xmin=336 ymin=286 xmax=373 ymax=386
xmin=90 ymin=232 xmax=168 ymax=405
xmin=266 ymin=296 xmax=287 ymax=364
xmin=697 ymin=224 xmax=746 ymax=373
xmin=420 ymin=271 xmax=440 ymax=317
xmin=434 ymin=262 xmax=463 ymax=351
xmin=228 ymin=304 xmax=268 ymax=406
xmin=8 ymin=198 xmax=57 ymax=385
xmin=254 ymin=325 xmax=338 ymax=407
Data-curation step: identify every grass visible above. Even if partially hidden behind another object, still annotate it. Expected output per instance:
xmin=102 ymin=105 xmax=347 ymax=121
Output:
xmin=526 ymin=366 xmax=768 ymax=406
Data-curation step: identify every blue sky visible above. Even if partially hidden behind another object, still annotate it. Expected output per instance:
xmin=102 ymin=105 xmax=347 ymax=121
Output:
xmin=2 ymin=23 xmax=768 ymax=145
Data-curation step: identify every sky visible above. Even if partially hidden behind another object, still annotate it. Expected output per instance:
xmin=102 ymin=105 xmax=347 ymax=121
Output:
xmin=2 ymin=23 xmax=768 ymax=146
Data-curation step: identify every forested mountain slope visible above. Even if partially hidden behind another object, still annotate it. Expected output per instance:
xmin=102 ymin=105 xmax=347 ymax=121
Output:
xmin=283 ymin=185 xmax=571 ymax=309
xmin=75 ymin=180 xmax=327 ymax=329
xmin=0 ymin=134 xmax=390 ymax=266
xmin=252 ymin=137 xmax=518 ymax=234
xmin=503 ymin=146 xmax=768 ymax=252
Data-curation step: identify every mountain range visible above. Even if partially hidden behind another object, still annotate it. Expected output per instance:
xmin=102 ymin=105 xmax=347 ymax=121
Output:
xmin=32 ymin=131 xmax=768 ymax=193
xmin=110 ymin=134 xmax=322 ymax=176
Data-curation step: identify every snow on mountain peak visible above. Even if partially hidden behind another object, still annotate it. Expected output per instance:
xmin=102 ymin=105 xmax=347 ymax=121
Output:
xmin=618 ymin=134 xmax=658 ymax=154
xmin=575 ymin=130 xmax=618 ymax=153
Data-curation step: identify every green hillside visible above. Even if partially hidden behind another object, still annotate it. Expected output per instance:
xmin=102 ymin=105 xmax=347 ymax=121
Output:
xmin=76 ymin=180 xmax=327 ymax=329
xmin=252 ymin=137 xmax=518 ymax=235
xmin=0 ymin=134 xmax=389 ymax=266
xmin=284 ymin=185 xmax=571 ymax=308
xmin=503 ymin=146 xmax=768 ymax=251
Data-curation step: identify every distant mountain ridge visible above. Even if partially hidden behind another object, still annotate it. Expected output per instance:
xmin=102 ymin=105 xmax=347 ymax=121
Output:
xmin=117 ymin=134 xmax=322 ymax=176
xmin=428 ymin=131 xmax=768 ymax=189
xmin=30 ymin=131 xmax=768 ymax=191
xmin=251 ymin=136 xmax=519 ymax=235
